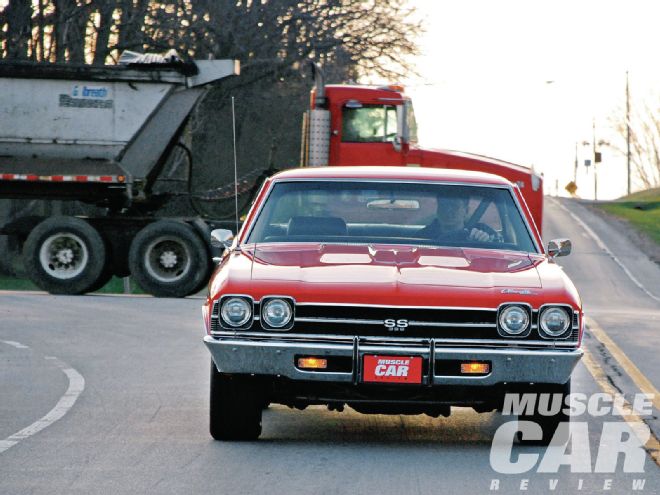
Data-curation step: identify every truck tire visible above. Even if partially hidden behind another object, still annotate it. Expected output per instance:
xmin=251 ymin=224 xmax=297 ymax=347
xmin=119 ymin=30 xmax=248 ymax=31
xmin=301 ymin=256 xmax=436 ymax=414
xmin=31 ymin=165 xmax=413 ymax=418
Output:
xmin=210 ymin=362 xmax=263 ymax=441
xmin=23 ymin=216 xmax=107 ymax=295
xmin=517 ymin=380 xmax=571 ymax=446
xmin=128 ymin=220 xmax=209 ymax=298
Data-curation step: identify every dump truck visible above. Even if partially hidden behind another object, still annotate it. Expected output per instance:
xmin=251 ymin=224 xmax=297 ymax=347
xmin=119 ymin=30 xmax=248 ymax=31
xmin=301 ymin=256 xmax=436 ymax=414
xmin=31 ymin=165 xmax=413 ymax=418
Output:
xmin=0 ymin=58 xmax=544 ymax=298
xmin=301 ymin=64 xmax=544 ymax=233
xmin=0 ymin=55 xmax=240 ymax=297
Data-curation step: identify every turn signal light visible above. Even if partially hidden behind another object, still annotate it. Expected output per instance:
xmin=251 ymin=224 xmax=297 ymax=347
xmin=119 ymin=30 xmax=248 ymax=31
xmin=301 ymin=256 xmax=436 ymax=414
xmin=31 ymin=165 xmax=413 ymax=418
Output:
xmin=298 ymin=357 xmax=328 ymax=369
xmin=460 ymin=362 xmax=490 ymax=374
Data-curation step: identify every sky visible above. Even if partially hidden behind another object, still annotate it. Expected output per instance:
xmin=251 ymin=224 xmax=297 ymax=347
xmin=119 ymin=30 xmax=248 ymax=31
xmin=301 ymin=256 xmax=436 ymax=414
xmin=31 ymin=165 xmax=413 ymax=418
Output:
xmin=398 ymin=0 xmax=660 ymax=199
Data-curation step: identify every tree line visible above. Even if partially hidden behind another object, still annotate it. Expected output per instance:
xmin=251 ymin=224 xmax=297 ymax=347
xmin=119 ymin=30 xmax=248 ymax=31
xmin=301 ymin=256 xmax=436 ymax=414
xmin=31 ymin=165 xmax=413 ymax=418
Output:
xmin=0 ymin=0 xmax=421 ymax=217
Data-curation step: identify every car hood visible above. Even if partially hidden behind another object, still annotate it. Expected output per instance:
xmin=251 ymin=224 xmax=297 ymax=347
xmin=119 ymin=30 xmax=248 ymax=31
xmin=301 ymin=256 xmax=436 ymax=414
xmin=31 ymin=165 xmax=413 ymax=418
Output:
xmin=213 ymin=243 xmax=556 ymax=307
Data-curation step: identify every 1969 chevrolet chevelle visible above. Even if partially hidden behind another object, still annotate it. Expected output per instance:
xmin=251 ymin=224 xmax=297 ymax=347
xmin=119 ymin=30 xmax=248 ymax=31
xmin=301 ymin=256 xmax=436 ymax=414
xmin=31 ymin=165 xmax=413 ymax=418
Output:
xmin=202 ymin=166 xmax=583 ymax=443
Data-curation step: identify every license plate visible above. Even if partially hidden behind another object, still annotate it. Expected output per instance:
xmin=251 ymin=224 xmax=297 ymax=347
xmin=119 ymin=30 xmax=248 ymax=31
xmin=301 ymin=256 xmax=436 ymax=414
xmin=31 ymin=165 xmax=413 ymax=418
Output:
xmin=362 ymin=355 xmax=423 ymax=384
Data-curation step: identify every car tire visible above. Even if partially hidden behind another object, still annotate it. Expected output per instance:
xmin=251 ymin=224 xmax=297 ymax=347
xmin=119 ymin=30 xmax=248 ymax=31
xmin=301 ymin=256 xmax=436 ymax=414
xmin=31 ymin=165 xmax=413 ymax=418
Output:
xmin=23 ymin=216 xmax=107 ymax=295
xmin=209 ymin=361 xmax=263 ymax=441
xmin=517 ymin=380 xmax=571 ymax=446
xmin=128 ymin=220 xmax=209 ymax=298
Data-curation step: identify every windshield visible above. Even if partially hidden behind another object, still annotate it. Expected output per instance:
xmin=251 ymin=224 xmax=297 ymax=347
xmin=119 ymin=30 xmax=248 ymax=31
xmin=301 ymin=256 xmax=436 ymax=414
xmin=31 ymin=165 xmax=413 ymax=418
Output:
xmin=246 ymin=181 xmax=537 ymax=252
xmin=405 ymin=100 xmax=418 ymax=143
xmin=342 ymin=105 xmax=398 ymax=142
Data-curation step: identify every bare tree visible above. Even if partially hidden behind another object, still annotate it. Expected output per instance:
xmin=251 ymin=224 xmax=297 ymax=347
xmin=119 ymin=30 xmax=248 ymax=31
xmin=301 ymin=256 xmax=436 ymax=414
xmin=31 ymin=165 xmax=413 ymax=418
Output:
xmin=0 ymin=0 xmax=422 ymax=219
xmin=610 ymin=94 xmax=660 ymax=190
xmin=4 ymin=0 xmax=33 ymax=60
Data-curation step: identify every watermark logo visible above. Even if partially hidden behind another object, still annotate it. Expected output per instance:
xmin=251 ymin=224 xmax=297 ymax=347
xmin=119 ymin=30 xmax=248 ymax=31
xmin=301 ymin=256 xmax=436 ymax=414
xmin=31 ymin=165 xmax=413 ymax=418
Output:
xmin=488 ymin=392 xmax=653 ymax=491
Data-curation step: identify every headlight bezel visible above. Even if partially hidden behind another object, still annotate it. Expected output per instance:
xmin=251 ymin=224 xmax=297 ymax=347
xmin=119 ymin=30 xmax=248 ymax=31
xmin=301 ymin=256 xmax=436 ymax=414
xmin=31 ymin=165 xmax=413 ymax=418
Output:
xmin=219 ymin=295 xmax=254 ymax=329
xmin=497 ymin=303 xmax=532 ymax=338
xmin=260 ymin=296 xmax=295 ymax=331
xmin=538 ymin=304 xmax=573 ymax=339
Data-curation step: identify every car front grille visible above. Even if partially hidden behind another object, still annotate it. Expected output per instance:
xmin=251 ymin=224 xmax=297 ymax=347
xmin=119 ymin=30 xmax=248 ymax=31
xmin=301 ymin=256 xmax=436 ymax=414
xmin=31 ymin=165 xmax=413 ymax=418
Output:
xmin=211 ymin=301 xmax=580 ymax=345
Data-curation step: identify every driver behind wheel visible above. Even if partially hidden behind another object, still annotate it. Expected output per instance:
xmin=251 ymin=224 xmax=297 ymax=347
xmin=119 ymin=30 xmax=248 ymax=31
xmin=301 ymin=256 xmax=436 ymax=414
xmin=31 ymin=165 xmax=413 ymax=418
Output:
xmin=418 ymin=193 xmax=497 ymax=242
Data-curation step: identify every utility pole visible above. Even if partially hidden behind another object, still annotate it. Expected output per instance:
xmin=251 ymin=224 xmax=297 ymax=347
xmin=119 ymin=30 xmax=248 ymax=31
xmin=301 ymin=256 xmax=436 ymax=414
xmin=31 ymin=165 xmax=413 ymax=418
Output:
xmin=574 ymin=142 xmax=578 ymax=182
xmin=626 ymin=70 xmax=631 ymax=195
xmin=593 ymin=119 xmax=598 ymax=201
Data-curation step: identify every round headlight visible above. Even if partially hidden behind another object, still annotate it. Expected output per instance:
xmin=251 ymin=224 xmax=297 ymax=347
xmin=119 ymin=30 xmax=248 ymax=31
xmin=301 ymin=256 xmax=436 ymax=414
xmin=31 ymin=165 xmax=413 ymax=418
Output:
xmin=499 ymin=305 xmax=530 ymax=335
xmin=262 ymin=298 xmax=293 ymax=328
xmin=540 ymin=307 xmax=570 ymax=336
xmin=221 ymin=297 xmax=252 ymax=327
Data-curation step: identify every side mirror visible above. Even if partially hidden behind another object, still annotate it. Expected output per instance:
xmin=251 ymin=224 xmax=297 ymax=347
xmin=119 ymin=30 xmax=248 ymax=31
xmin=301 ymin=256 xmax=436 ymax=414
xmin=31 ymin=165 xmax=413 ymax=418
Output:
xmin=392 ymin=135 xmax=402 ymax=152
xmin=210 ymin=229 xmax=234 ymax=249
xmin=394 ymin=104 xmax=406 ymax=153
xmin=547 ymin=238 xmax=571 ymax=258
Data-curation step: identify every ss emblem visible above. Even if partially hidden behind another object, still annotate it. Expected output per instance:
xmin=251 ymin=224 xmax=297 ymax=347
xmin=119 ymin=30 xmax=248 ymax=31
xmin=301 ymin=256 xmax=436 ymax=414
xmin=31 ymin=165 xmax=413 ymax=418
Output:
xmin=384 ymin=319 xmax=409 ymax=332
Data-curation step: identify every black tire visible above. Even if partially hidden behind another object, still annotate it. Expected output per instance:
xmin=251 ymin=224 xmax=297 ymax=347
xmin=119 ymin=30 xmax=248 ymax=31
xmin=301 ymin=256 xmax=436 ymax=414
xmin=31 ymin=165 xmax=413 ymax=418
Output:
xmin=128 ymin=220 xmax=209 ymax=298
xmin=86 ymin=238 xmax=114 ymax=293
xmin=23 ymin=216 xmax=107 ymax=295
xmin=517 ymin=380 xmax=571 ymax=446
xmin=188 ymin=259 xmax=213 ymax=296
xmin=210 ymin=362 xmax=263 ymax=441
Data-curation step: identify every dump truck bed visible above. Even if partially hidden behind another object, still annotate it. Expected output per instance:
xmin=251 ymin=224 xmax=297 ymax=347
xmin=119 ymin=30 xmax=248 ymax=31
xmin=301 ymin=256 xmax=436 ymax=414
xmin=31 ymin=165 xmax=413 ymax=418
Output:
xmin=0 ymin=58 xmax=238 ymax=207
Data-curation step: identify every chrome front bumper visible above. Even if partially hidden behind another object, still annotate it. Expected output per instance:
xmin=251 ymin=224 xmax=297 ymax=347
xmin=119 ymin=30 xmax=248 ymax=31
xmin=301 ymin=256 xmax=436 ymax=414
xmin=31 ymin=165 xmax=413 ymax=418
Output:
xmin=204 ymin=334 xmax=583 ymax=386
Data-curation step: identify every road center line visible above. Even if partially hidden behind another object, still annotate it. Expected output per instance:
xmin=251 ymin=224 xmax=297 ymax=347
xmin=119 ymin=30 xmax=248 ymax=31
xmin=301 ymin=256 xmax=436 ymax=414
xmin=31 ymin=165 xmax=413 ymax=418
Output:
xmin=581 ymin=347 xmax=660 ymax=467
xmin=0 ymin=343 xmax=85 ymax=455
xmin=548 ymin=197 xmax=660 ymax=303
xmin=586 ymin=317 xmax=660 ymax=410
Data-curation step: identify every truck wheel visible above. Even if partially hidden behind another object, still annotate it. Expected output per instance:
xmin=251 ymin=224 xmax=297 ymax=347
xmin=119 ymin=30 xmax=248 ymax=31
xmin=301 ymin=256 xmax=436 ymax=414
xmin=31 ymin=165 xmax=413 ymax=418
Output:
xmin=517 ymin=380 xmax=571 ymax=446
xmin=210 ymin=362 xmax=263 ymax=441
xmin=128 ymin=220 xmax=209 ymax=298
xmin=23 ymin=216 xmax=107 ymax=295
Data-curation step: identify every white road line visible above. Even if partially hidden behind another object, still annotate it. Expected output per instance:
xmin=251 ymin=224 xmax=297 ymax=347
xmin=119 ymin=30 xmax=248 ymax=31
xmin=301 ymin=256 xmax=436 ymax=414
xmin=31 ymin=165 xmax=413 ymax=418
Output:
xmin=1 ymin=340 xmax=29 ymax=349
xmin=0 ymin=343 xmax=85 ymax=455
xmin=549 ymin=197 xmax=660 ymax=303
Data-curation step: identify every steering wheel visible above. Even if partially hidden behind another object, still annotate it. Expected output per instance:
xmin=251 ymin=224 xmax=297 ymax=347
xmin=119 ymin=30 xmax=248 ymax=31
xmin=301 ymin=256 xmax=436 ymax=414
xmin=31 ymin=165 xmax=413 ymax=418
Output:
xmin=462 ymin=223 xmax=504 ymax=243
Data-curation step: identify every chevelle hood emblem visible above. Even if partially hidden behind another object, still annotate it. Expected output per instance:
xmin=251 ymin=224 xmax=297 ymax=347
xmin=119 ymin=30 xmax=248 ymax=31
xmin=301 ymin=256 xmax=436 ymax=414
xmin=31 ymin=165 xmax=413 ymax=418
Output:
xmin=501 ymin=288 xmax=535 ymax=295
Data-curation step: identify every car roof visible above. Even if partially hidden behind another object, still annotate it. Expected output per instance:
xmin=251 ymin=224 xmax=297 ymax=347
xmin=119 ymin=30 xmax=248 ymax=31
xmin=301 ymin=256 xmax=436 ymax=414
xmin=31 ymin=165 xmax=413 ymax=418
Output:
xmin=271 ymin=166 xmax=514 ymax=187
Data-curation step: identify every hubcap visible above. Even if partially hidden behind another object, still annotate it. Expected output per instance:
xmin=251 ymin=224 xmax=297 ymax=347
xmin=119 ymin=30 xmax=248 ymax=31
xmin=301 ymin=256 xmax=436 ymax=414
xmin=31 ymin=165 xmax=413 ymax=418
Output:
xmin=39 ymin=233 xmax=89 ymax=280
xmin=144 ymin=236 xmax=192 ymax=283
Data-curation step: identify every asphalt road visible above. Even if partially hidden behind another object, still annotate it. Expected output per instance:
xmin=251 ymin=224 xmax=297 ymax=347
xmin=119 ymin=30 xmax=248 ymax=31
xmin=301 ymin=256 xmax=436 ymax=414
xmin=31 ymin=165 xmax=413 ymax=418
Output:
xmin=1 ymin=197 xmax=659 ymax=495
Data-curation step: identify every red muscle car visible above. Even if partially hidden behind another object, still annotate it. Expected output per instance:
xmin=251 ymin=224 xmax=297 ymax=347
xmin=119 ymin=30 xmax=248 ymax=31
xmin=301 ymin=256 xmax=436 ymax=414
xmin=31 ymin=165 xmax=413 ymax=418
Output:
xmin=203 ymin=166 xmax=582 ymax=443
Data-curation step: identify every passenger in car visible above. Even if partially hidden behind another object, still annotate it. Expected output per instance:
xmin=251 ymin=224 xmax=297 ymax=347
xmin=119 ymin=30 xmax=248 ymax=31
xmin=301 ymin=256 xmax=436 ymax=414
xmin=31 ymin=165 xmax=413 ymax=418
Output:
xmin=418 ymin=195 xmax=498 ymax=243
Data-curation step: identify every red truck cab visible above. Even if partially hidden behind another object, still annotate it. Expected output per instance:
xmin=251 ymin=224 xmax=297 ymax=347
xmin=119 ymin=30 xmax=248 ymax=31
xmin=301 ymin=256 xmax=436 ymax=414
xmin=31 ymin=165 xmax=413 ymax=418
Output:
xmin=303 ymin=66 xmax=544 ymax=234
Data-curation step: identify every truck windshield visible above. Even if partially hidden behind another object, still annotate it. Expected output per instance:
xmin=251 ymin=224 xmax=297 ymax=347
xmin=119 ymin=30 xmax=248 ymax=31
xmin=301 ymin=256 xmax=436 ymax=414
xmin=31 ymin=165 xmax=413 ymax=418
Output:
xmin=342 ymin=105 xmax=397 ymax=142
xmin=406 ymin=100 xmax=418 ymax=143
xmin=246 ymin=181 xmax=537 ymax=252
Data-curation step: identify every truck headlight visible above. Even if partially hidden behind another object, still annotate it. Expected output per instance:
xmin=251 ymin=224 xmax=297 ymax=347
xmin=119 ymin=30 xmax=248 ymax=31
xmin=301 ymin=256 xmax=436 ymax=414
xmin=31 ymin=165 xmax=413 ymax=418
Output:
xmin=261 ymin=298 xmax=293 ymax=329
xmin=498 ymin=305 xmax=530 ymax=335
xmin=220 ymin=297 xmax=252 ymax=327
xmin=540 ymin=307 xmax=570 ymax=337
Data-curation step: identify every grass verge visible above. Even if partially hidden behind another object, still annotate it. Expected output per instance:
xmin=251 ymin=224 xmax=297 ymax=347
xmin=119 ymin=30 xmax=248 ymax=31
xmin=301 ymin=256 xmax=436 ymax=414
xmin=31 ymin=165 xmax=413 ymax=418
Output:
xmin=0 ymin=275 xmax=145 ymax=294
xmin=594 ymin=188 xmax=660 ymax=246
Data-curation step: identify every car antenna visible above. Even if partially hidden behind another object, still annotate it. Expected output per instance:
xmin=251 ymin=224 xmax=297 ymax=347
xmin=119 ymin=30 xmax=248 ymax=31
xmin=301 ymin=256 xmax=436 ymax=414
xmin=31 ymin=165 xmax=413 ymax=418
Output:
xmin=231 ymin=96 xmax=239 ymax=236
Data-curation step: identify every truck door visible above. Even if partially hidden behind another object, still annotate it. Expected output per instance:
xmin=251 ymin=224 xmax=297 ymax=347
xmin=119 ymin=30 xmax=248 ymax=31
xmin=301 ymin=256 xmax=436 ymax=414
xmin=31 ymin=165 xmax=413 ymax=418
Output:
xmin=330 ymin=102 xmax=405 ymax=166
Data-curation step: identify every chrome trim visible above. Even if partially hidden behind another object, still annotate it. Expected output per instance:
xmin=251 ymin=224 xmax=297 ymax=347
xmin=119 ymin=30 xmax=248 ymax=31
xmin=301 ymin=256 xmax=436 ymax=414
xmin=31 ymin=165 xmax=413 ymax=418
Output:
xmin=208 ymin=331 xmax=580 ymax=348
xmin=537 ymin=303 xmax=576 ymax=340
xmin=496 ymin=302 xmax=533 ymax=338
xmin=218 ymin=294 xmax=254 ymax=330
xmin=241 ymin=179 xmax=542 ymax=254
xmin=204 ymin=335 xmax=583 ymax=385
xmin=296 ymin=302 xmax=498 ymax=311
xmin=409 ymin=321 xmax=496 ymax=328
xmin=296 ymin=317 xmax=384 ymax=325
xmin=295 ymin=317 xmax=495 ymax=328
